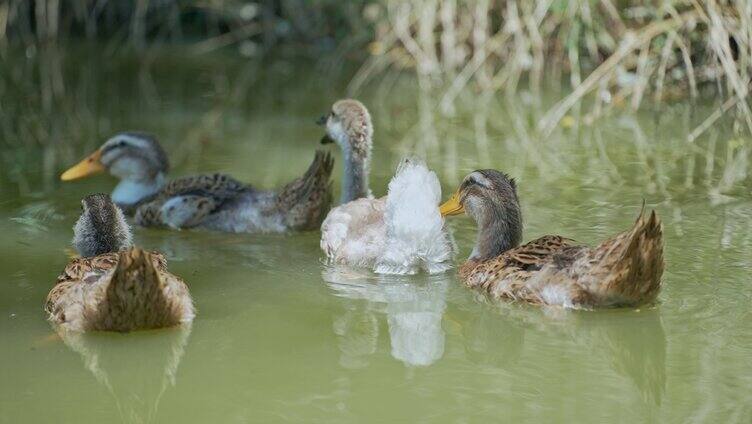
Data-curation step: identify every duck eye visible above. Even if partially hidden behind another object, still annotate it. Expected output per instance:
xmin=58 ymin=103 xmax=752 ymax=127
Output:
xmin=117 ymin=140 xmax=126 ymax=147
xmin=464 ymin=174 xmax=490 ymax=190
xmin=465 ymin=176 xmax=478 ymax=187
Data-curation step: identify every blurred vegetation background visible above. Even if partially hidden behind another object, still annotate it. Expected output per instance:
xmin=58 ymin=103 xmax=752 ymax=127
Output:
xmin=0 ymin=0 xmax=750 ymax=196
xmin=3 ymin=1 xmax=750 ymax=112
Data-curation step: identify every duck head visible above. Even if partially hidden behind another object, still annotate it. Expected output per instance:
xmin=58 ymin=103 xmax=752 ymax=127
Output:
xmin=440 ymin=170 xmax=523 ymax=260
xmin=73 ymin=193 xmax=133 ymax=258
xmin=61 ymin=132 xmax=169 ymax=208
xmin=318 ymin=99 xmax=373 ymax=203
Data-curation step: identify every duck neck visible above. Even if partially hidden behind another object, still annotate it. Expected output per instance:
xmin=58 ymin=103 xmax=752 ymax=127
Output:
xmin=112 ymin=173 xmax=166 ymax=209
xmin=341 ymin=146 xmax=370 ymax=204
xmin=74 ymin=207 xmax=133 ymax=257
xmin=470 ymin=204 xmax=522 ymax=261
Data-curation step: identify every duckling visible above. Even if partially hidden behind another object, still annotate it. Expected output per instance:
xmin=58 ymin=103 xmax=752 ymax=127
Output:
xmin=60 ymin=132 xmax=334 ymax=233
xmin=318 ymin=99 xmax=453 ymax=274
xmin=45 ymin=194 xmax=194 ymax=332
xmin=440 ymin=170 xmax=664 ymax=308
xmin=317 ymin=99 xmax=373 ymax=204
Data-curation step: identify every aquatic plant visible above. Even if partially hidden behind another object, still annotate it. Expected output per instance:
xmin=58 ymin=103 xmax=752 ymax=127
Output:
xmin=2 ymin=1 xmax=749 ymax=131
xmin=357 ymin=1 xmax=752 ymax=138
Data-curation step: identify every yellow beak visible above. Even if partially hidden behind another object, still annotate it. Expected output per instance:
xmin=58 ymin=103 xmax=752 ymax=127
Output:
xmin=439 ymin=190 xmax=465 ymax=216
xmin=60 ymin=150 xmax=105 ymax=181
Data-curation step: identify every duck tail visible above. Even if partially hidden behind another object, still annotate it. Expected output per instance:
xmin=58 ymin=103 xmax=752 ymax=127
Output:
xmin=591 ymin=208 xmax=664 ymax=306
xmin=279 ymin=150 xmax=335 ymax=230
xmin=375 ymin=158 xmax=453 ymax=274
xmin=384 ymin=158 xmax=443 ymax=238
xmin=95 ymin=248 xmax=180 ymax=331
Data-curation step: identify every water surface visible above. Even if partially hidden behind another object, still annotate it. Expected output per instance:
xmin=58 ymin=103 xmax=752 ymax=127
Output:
xmin=1 ymin=46 xmax=751 ymax=423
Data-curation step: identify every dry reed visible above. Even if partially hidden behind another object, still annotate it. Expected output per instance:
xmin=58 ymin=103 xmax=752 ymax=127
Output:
xmin=353 ymin=0 xmax=752 ymax=139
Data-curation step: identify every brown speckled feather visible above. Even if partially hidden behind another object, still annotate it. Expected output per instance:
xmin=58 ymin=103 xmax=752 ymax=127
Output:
xmin=134 ymin=173 xmax=248 ymax=226
xmin=45 ymin=248 xmax=194 ymax=332
xmin=460 ymin=211 xmax=664 ymax=308
xmin=158 ymin=173 xmax=248 ymax=199
xmin=276 ymin=150 xmax=334 ymax=230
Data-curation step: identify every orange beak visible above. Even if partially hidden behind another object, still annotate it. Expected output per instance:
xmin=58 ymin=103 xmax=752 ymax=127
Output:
xmin=60 ymin=149 xmax=105 ymax=181
xmin=439 ymin=190 xmax=465 ymax=217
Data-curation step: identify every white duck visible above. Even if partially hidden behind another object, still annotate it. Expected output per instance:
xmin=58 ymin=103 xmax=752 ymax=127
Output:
xmin=318 ymin=99 xmax=453 ymax=275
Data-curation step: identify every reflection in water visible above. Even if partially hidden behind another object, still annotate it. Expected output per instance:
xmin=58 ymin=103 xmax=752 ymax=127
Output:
xmin=458 ymin=303 xmax=667 ymax=405
xmin=58 ymin=325 xmax=192 ymax=423
xmin=331 ymin=307 xmax=378 ymax=369
xmin=596 ymin=309 xmax=667 ymax=405
xmin=546 ymin=307 xmax=667 ymax=406
xmin=458 ymin=303 xmax=526 ymax=368
xmin=323 ymin=266 xmax=449 ymax=367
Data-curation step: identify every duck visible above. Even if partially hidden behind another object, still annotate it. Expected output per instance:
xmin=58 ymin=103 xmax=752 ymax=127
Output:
xmin=439 ymin=170 xmax=664 ymax=308
xmin=45 ymin=193 xmax=195 ymax=332
xmin=318 ymin=99 xmax=453 ymax=274
xmin=60 ymin=132 xmax=334 ymax=233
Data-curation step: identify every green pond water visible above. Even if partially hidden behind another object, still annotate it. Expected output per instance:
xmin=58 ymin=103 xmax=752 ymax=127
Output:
xmin=1 ymin=46 xmax=751 ymax=423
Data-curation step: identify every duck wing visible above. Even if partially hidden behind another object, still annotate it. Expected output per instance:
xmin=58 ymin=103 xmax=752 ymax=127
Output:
xmin=134 ymin=173 xmax=250 ymax=228
xmin=503 ymin=235 xmax=581 ymax=271
xmin=459 ymin=235 xmax=584 ymax=304
xmin=158 ymin=173 xmax=249 ymax=199
xmin=320 ymin=197 xmax=387 ymax=266
xmin=45 ymin=253 xmax=119 ymax=329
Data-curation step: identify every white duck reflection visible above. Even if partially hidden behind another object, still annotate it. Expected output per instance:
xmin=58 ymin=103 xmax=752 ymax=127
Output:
xmin=58 ymin=325 xmax=192 ymax=423
xmin=323 ymin=265 xmax=449 ymax=367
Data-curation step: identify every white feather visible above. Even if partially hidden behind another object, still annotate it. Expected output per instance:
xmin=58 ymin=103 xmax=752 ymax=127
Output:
xmin=538 ymin=285 xmax=575 ymax=309
xmin=320 ymin=158 xmax=453 ymax=275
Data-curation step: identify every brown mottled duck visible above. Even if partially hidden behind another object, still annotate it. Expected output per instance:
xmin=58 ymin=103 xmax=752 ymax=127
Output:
xmin=60 ymin=132 xmax=333 ymax=233
xmin=439 ymin=170 xmax=664 ymax=308
xmin=45 ymin=194 xmax=195 ymax=332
